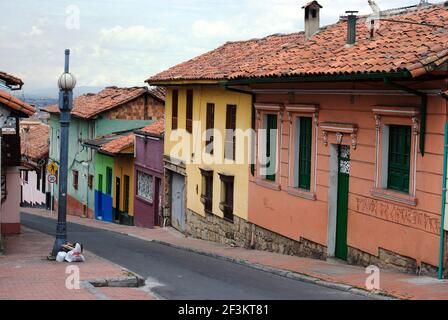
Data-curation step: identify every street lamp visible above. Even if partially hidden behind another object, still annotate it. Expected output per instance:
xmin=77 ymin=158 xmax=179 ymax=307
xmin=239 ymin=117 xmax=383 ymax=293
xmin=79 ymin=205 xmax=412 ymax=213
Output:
xmin=50 ymin=49 xmax=76 ymax=259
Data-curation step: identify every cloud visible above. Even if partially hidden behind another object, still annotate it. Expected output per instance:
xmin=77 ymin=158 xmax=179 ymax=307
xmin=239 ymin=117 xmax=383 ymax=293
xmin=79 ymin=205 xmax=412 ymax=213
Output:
xmin=99 ymin=25 xmax=167 ymax=46
xmin=23 ymin=26 xmax=43 ymax=37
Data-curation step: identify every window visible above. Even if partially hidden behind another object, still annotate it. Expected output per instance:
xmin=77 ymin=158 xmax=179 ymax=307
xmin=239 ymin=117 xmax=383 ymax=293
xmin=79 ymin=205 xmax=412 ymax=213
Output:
xmin=225 ymin=104 xmax=237 ymax=160
xmin=264 ymin=114 xmax=278 ymax=182
xmin=106 ymin=167 xmax=112 ymax=196
xmin=387 ymin=125 xmax=411 ymax=193
xmin=37 ymin=170 xmax=41 ymax=191
xmin=73 ymin=170 xmax=79 ymax=190
xmin=172 ymin=89 xmax=179 ymax=130
xmin=88 ymin=174 xmax=94 ymax=190
xmin=200 ymin=169 xmax=213 ymax=214
xmin=41 ymin=168 xmax=46 ymax=193
xmin=296 ymin=117 xmax=312 ymax=190
xmin=98 ymin=174 xmax=103 ymax=192
xmin=206 ymin=103 xmax=215 ymax=155
xmin=124 ymin=175 xmax=130 ymax=213
xmin=137 ymin=171 xmax=153 ymax=202
xmin=23 ymin=170 xmax=29 ymax=183
xmin=219 ymin=173 xmax=234 ymax=222
xmin=186 ymin=89 xmax=193 ymax=133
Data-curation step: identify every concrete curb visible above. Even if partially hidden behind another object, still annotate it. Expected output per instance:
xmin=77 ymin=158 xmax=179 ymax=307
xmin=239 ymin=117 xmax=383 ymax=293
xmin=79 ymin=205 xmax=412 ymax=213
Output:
xmin=88 ymin=275 xmax=145 ymax=288
xmin=150 ymin=239 xmax=397 ymax=300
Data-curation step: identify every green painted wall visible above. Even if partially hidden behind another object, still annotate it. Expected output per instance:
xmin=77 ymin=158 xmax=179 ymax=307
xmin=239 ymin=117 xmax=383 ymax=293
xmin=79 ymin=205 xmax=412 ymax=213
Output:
xmin=48 ymin=113 xmax=152 ymax=216
xmin=95 ymin=152 xmax=115 ymax=194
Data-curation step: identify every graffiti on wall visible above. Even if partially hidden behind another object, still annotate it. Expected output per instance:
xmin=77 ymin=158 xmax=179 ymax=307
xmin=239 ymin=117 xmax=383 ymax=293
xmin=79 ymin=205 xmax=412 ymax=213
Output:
xmin=355 ymin=197 xmax=440 ymax=235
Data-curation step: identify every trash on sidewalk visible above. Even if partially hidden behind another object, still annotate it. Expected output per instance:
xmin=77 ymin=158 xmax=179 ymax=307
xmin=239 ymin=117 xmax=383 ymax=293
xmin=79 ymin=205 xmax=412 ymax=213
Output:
xmin=55 ymin=243 xmax=85 ymax=263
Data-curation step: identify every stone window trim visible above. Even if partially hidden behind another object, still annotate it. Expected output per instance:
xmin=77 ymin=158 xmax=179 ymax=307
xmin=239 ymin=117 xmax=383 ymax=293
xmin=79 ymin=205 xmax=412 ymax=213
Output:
xmin=254 ymin=103 xmax=283 ymax=189
xmin=218 ymin=173 xmax=235 ymax=223
xmin=372 ymin=106 xmax=420 ymax=204
xmin=286 ymin=103 xmax=319 ymax=200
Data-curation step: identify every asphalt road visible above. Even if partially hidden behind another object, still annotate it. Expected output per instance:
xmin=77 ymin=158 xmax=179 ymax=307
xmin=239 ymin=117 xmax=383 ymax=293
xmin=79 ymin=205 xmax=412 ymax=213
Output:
xmin=21 ymin=212 xmax=371 ymax=300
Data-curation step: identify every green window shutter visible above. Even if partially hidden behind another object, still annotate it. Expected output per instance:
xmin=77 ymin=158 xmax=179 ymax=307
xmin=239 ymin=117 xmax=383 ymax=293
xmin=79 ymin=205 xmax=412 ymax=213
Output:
xmin=298 ymin=117 xmax=312 ymax=190
xmin=388 ymin=125 xmax=411 ymax=193
xmin=265 ymin=114 xmax=277 ymax=182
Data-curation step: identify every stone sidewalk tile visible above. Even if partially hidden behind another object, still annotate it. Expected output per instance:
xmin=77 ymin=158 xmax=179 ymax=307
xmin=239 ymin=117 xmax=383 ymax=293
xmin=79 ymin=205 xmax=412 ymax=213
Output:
xmin=23 ymin=208 xmax=448 ymax=300
xmin=0 ymin=226 xmax=155 ymax=300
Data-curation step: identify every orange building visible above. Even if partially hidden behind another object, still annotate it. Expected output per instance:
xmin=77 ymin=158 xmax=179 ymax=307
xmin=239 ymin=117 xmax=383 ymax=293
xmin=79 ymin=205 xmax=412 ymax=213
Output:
xmin=148 ymin=2 xmax=448 ymax=275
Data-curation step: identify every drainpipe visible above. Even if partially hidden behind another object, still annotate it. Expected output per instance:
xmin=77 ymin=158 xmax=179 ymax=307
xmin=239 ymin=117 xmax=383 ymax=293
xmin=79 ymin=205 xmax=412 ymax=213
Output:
xmin=439 ymin=122 xmax=448 ymax=279
xmin=383 ymin=79 xmax=427 ymax=156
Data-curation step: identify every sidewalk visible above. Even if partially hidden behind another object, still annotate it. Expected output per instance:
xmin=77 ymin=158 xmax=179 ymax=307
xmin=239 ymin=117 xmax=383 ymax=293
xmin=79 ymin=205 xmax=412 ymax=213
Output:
xmin=24 ymin=208 xmax=448 ymax=300
xmin=0 ymin=226 xmax=156 ymax=300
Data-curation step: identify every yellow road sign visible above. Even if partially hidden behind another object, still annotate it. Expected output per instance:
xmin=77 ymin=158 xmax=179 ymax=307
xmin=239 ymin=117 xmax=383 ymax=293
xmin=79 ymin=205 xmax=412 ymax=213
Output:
xmin=47 ymin=162 xmax=58 ymax=175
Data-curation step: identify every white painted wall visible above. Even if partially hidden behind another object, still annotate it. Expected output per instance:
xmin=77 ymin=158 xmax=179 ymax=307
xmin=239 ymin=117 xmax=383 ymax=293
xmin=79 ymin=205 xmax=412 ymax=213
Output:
xmin=21 ymin=170 xmax=47 ymax=206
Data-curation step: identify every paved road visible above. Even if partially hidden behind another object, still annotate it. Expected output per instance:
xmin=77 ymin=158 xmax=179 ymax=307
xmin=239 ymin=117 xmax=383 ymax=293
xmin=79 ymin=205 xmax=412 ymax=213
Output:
xmin=22 ymin=212 xmax=371 ymax=300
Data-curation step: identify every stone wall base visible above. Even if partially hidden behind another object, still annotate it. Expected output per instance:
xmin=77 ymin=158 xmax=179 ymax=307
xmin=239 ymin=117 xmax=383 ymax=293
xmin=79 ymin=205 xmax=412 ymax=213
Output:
xmin=347 ymin=246 xmax=438 ymax=277
xmin=185 ymin=209 xmax=327 ymax=260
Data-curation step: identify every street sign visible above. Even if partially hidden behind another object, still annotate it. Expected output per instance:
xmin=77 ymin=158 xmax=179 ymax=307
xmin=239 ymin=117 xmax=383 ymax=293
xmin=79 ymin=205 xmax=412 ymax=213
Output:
xmin=47 ymin=162 xmax=58 ymax=175
xmin=48 ymin=174 xmax=57 ymax=184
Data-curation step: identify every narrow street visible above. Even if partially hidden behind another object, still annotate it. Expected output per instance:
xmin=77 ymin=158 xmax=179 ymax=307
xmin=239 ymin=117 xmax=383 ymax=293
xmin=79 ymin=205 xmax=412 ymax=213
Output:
xmin=21 ymin=212 xmax=370 ymax=300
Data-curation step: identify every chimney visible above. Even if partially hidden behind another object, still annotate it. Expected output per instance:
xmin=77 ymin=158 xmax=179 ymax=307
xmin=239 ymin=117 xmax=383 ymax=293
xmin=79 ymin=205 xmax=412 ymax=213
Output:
xmin=346 ymin=11 xmax=358 ymax=45
xmin=302 ymin=1 xmax=323 ymax=39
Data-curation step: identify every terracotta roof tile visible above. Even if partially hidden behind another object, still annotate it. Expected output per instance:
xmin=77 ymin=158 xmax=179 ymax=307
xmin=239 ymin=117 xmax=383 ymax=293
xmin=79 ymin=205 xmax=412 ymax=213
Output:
xmin=20 ymin=122 xmax=49 ymax=161
xmin=138 ymin=119 xmax=165 ymax=136
xmin=0 ymin=89 xmax=35 ymax=116
xmin=147 ymin=3 xmax=448 ymax=82
xmin=0 ymin=71 xmax=23 ymax=88
xmin=148 ymin=87 xmax=166 ymax=102
xmin=43 ymin=86 xmax=148 ymax=119
xmin=100 ymin=133 xmax=134 ymax=155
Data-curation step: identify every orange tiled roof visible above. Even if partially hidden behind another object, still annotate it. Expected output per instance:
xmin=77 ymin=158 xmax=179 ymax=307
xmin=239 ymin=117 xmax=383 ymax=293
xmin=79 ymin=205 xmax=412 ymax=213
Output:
xmin=149 ymin=87 xmax=166 ymax=102
xmin=138 ymin=119 xmax=165 ymax=136
xmin=100 ymin=133 xmax=134 ymax=155
xmin=0 ymin=89 xmax=35 ymax=116
xmin=148 ymin=3 xmax=448 ymax=82
xmin=43 ymin=86 xmax=148 ymax=119
xmin=20 ymin=122 xmax=49 ymax=161
xmin=0 ymin=71 xmax=23 ymax=87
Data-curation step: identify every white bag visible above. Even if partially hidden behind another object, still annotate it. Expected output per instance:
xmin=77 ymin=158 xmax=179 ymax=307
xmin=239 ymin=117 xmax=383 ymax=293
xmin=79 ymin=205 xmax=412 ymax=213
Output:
xmin=64 ymin=243 xmax=85 ymax=263
xmin=56 ymin=251 xmax=67 ymax=263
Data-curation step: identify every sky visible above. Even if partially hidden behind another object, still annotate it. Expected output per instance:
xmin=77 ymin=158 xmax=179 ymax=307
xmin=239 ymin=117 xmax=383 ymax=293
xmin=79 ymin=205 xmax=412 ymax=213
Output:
xmin=0 ymin=0 xmax=422 ymax=97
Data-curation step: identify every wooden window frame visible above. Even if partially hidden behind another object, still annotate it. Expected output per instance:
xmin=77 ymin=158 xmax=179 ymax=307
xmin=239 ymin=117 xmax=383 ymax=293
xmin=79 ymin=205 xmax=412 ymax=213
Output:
xmin=200 ymin=168 xmax=213 ymax=215
xmin=219 ymin=173 xmax=234 ymax=223
xmin=172 ymin=89 xmax=179 ymax=130
xmin=387 ymin=125 xmax=411 ymax=193
xmin=254 ymin=104 xmax=282 ymax=191
xmin=88 ymin=174 xmax=94 ymax=190
xmin=206 ymin=103 xmax=215 ymax=155
xmin=186 ymin=89 xmax=193 ymax=134
xmin=73 ymin=170 xmax=79 ymax=190
xmin=297 ymin=117 xmax=312 ymax=190
xmin=371 ymin=106 xmax=419 ymax=206
xmin=124 ymin=175 xmax=130 ymax=213
xmin=225 ymin=104 xmax=237 ymax=161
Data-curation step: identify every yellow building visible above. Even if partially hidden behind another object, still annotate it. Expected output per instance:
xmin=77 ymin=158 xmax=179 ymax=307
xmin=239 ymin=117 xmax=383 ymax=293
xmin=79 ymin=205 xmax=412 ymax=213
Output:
xmin=147 ymin=82 xmax=252 ymax=244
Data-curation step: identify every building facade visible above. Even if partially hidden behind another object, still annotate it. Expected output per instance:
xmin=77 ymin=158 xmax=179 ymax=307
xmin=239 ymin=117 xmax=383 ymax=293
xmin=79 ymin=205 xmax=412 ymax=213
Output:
xmin=0 ymin=71 xmax=35 ymax=240
xmin=134 ymin=120 xmax=165 ymax=228
xmin=147 ymin=2 xmax=448 ymax=275
xmin=44 ymin=86 xmax=165 ymax=219
xmin=20 ymin=121 xmax=50 ymax=209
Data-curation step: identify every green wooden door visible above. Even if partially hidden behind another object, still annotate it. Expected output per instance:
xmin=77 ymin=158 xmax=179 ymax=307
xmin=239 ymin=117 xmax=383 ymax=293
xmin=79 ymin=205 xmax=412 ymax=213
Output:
xmin=335 ymin=145 xmax=350 ymax=260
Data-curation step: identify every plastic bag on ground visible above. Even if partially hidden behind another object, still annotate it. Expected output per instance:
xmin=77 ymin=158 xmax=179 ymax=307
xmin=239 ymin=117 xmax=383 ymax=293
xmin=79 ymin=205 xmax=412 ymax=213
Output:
xmin=64 ymin=243 xmax=85 ymax=263
xmin=56 ymin=251 xmax=67 ymax=263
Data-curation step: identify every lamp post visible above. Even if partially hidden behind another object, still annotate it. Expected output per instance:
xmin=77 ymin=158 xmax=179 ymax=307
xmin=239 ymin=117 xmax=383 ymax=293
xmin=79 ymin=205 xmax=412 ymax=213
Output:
xmin=50 ymin=49 xmax=76 ymax=258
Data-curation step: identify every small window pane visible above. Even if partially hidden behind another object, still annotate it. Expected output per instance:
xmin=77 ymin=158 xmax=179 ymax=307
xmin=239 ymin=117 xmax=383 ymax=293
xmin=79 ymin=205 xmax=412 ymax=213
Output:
xmin=137 ymin=171 xmax=153 ymax=202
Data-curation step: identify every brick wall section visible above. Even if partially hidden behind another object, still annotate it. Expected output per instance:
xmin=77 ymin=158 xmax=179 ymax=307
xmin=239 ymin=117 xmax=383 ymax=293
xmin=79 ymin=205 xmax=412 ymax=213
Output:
xmin=105 ymin=95 xmax=164 ymax=121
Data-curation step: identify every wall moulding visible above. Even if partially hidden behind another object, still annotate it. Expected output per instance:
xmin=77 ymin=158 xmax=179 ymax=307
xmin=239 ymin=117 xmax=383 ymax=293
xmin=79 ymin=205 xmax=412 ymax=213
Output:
xmin=320 ymin=122 xmax=358 ymax=150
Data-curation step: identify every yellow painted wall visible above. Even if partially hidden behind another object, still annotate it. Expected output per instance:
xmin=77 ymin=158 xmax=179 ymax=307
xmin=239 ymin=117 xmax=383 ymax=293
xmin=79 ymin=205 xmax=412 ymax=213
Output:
xmin=113 ymin=152 xmax=135 ymax=216
xmin=165 ymin=86 xmax=252 ymax=220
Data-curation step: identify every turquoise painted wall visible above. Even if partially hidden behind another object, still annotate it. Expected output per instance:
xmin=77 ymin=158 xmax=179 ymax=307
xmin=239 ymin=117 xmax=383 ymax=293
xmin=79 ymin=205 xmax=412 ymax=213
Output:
xmin=48 ymin=113 xmax=152 ymax=217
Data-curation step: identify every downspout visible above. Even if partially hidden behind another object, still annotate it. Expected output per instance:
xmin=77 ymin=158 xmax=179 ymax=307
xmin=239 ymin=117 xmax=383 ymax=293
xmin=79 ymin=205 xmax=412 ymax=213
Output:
xmin=383 ymin=79 xmax=427 ymax=156
xmin=439 ymin=122 xmax=448 ymax=279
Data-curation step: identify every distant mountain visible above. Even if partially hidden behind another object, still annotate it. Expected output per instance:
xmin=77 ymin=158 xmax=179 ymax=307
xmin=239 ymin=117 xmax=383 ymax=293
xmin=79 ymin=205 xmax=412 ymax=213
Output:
xmin=25 ymin=86 xmax=105 ymax=99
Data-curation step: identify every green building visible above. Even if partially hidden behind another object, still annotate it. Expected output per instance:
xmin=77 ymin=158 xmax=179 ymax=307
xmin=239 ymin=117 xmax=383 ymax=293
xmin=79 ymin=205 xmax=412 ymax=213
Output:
xmin=44 ymin=86 xmax=165 ymax=218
